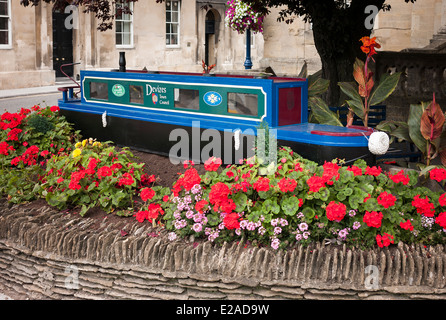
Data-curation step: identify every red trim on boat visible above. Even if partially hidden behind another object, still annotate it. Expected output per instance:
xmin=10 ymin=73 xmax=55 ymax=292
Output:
xmin=311 ymin=126 xmax=374 ymax=137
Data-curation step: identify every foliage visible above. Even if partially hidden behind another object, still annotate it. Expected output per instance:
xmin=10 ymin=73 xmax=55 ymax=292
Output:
xmin=306 ymin=70 xmax=343 ymax=126
xmin=377 ymin=94 xmax=446 ymax=167
xmin=161 ymin=147 xmax=446 ymax=249
xmin=20 ymin=0 xmax=138 ymax=31
xmin=36 ymin=139 xmax=159 ymax=217
xmin=0 ymin=105 xmax=80 ymax=203
xmin=338 ymin=37 xmax=401 ymax=127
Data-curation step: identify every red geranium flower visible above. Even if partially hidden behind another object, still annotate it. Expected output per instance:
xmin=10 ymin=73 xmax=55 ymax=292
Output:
xmin=388 ymin=170 xmax=410 ymax=185
xmin=347 ymin=165 xmax=363 ymax=176
xmin=435 ymin=212 xmax=446 ymax=229
xmin=253 ymin=176 xmax=270 ymax=192
xmin=223 ymin=212 xmax=240 ymax=230
xmin=325 ymin=201 xmax=347 ymax=222
xmin=376 ymin=233 xmax=394 ymax=248
xmin=97 ymin=166 xmax=112 ymax=179
xmin=412 ymin=195 xmax=435 ymax=217
xmin=140 ymin=187 xmax=155 ymax=202
xmin=50 ymin=105 xmax=60 ymax=112
xmin=0 ymin=141 xmax=14 ymax=156
xmin=430 ymin=168 xmax=446 ymax=182
xmin=7 ymin=128 xmax=22 ymax=141
xmin=400 ymin=219 xmax=414 ymax=231
xmin=182 ymin=168 xmax=201 ymax=190
xmin=363 ymin=210 xmax=383 ymax=228
xmin=204 ymin=156 xmax=222 ymax=172
xmin=195 ymin=199 xmax=209 ymax=213
xmin=439 ymin=193 xmax=446 ymax=207
xmin=377 ymin=191 xmax=396 ymax=208
xmin=365 ymin=166 xmax=382 ymax=176
xmin=118 ymin=172 xmax=135 ymax=186
xmin=307 ymin=175 xmax=326 ymax=193
xmin=322 ymin=161 xmax=340 ymax=182
xmin=278 ymin=177 xmax=297 ymax=193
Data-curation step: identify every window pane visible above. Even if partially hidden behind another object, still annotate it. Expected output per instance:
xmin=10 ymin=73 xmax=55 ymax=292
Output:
xmin=116 ymin=33 xmax=122 ymax=45
xmin=228 ymin=93 xmax=258 ymax=116
xmin=0 ymin=30 xmax=7 ymax=44
xmin=171 ymin=12 xmax=178 ymax=23
xmin=130 ymin=85 xmax=144 ymax=104
xmin=122 ymin=32 xmax=131 ymax=45
xmin=0 ymin=3 xmax=7 ymax=16
xmin=0 ymin=17 xmax=7 ymax=30
xmin=174 ymin=88 xmax=199 ymax=110
xmin=122 ymin=22 xmax=131 ymax=33
xmin=116 ymin=21 xmax=122 ymax=32
xmin=90 ymin=82 xmax=108 ymax=100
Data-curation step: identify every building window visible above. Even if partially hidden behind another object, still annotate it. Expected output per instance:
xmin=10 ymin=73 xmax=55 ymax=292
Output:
xmin=0 ymin=0 xmax=11 ymax=48
xmin=166 ymin=0 xmax=180 ymax=47
xmin=115 ymin=0 xmax=133 ymax=47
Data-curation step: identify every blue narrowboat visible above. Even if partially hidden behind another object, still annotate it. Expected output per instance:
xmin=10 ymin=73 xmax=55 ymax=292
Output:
xmin=57 ymin=68 xmax=374 ymax=165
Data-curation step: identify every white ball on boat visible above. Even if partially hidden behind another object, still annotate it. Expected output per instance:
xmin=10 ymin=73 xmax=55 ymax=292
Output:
xmin=368 ymin=131 xmax=390 ymax=155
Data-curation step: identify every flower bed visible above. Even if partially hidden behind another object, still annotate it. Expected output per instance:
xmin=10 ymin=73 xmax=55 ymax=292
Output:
xmin=0 ymin=105 xmax=446 ymax=251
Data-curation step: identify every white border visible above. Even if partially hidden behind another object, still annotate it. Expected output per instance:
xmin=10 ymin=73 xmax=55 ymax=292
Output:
xmin=82 ymin=76 xmax=267 ymax=122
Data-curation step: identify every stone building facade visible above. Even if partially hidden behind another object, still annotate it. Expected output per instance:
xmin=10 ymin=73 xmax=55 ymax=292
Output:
xmin=0 ymin=0 xmax=445 ymax=90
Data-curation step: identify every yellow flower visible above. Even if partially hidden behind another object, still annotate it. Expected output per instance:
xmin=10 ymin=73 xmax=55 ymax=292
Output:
xmin=82 ymin=139 xmax=87 ymax=147
xmin=89 ymin=138 xmax=94 ymax=145
xmin=72 ymin=148 xmax=82 ymax=158
xmin=93 ymin=141 xmax=102 ymax=147
xmin=75 ymin=142 xmax=82 ymax=148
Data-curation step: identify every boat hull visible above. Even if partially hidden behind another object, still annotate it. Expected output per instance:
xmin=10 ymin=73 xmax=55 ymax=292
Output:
xmin=60 ymin=108 xmax=374 ymax=165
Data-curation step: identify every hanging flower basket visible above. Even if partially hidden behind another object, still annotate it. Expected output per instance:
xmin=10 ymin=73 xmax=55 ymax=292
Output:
xmin=224 ymin=0 xmax=265 ymax=34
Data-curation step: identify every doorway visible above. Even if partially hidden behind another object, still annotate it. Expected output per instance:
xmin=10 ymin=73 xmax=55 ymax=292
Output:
xmin=52 ymin=10 xmax=74 ymax=78
xmin=204 ymin=10 xmax=220 ymax=68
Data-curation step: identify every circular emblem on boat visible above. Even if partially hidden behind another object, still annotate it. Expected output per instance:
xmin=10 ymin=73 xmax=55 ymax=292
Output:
xmin=112 ymin=84 xmax=125 ymax=97
xmin=203 ymin=91 xmax=222 ymax=106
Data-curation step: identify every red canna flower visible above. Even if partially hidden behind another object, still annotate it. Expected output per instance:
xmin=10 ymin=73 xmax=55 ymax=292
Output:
xmin=360 ymin=36 xmax=381 ymax=57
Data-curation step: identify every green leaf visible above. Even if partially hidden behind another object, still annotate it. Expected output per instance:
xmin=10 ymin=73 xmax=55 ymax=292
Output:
xmin=338 ymin=82 xmax=365 ymax=118
xmin=368 ymin=72 xmax=401 ymax=106
xmin=233 ymin=192 xmax=248 ymax=212
xmin=281 ymin=197 xmax=299 ymax=216
xmin=308 ymin=76 xmax=330 ymax=97
xmin=309 ymin=96 xmax=343 ymax=126
xmin=262 ymin=198 xmax=280 ymax=215
xmin=408 ymin=103 xmax=428 ymax=154
xmin=302 ymin=207 xmax=316 ymax=221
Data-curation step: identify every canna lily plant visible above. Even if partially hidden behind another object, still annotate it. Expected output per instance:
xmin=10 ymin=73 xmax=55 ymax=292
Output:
xmin=377 ymin=93 xmax=446 ymax=168
xmin=339 ymin=37 xmax=401 ymax=128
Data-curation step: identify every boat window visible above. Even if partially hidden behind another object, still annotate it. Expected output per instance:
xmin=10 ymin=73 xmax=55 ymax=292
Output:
xmin=227 ymin=92 xmax=258 ymax=116
xmin=174 ymin=88 xmax=199 ymax=110
xmin=130 ymin=85 xmax=144 ymax=104
xmin=90 ymin=82 xmax=108 ymax=100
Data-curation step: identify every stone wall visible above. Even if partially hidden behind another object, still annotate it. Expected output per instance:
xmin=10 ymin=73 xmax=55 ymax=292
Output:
xmin=374 ymin=51 xmax=446 ymax=122
xmin=0 ymin=199 xmax=446 ymax=300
